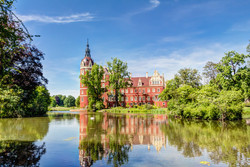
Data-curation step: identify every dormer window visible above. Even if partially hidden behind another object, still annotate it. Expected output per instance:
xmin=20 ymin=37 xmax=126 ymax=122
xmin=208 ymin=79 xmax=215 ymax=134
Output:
xmin=138 ymin=78 xmax=142 ymax=86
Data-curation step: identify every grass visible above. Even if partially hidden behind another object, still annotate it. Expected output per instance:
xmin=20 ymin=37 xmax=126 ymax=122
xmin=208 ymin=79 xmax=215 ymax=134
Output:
xmin=243 ymin=107 xmax=250 ymax=119
xmin=99 ymin=107 xmax=169 ymax=115
xmin=48 ymin=106 xmax=81 ymax=111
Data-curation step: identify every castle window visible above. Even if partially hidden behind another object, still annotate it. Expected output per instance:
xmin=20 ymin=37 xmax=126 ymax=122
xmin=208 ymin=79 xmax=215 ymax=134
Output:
xmin=139 ymin=89 xmax=141 ymax=93
xmin=102 ymin=83 xmax=105 ymax=88
xmin=157 ymin=88 xmax=160 ymax=92
xmin=143 ymin=96 xmax=145 ymax=101
xmin=126 ymin=97 xmax=128 ymax=101
xmin=135 ymin=89 xmax=137 ymax=93
xmin=139 ymin=96 xmax=141 ymax=101
xmin=125 ymin=89 xmax=128 ymax=93
xmin=152 ymin=88 xmax=155 ymax=92
xmin=135 ymin=97 xmax=137 ymax=101
xmin=81 ymin=90 xmax=83 ymax=94
xmin=81 ymin=97 xmax=84 ymax=102
xmin=121 ymin=97 xmax=124 ymax=101
xmin=147 ymin=96 xmax=150 ymax=101
xmin=130 ymin=89 xmax=133 ymax=93
xmin=147 ymin=88 xmax=150 ymax=93
xmin=142 ymin=89 xmax=145 ymax=94
xmin=131 ymin=97 xmax=133 ymax=101
xmin=121 ymin=89 xmax=124 ymax=94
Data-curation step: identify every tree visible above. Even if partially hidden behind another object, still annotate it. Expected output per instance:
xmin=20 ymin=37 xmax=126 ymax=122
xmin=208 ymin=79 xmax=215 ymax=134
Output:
xmin=159 ymin=79 xmax=179 ymax=101
xmin=107 ymin=58 xmax=131 ymax=107
xmin=216 ymin=51 xmax=250 ymax=99
xmin=64 ymin=95 xmax=76 ymax=107
xmin=0 ymin=1 xmax=49 ymax=117
xmin=75 ymin=96 xmax=80 ymax=107
xmin=0 ymin=0 xmax=47 ymax=93
xmin=81 ymin=64 xmax=105 ymax=110
xmin=203 ymin=61 xmax=219 ymax=85
xmin=247 ymin=40 xmax=250 ymax=53
xmin=174 ymin=68 xmax=201 ymax=88
xmin=50 ymin=97 xmax=57 ymax=107
xmin=27 ymin=86 xmax=51 ymax=116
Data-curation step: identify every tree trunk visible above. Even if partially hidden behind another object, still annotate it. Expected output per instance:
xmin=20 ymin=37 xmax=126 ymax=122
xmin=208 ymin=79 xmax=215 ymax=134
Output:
xmin=115 ymin=90 xmax=119 ymax=107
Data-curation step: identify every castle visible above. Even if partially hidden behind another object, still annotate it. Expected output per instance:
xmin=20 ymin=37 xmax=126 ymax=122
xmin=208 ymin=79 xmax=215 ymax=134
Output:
xmin=80 ymin=41 xmax=167 ymax=108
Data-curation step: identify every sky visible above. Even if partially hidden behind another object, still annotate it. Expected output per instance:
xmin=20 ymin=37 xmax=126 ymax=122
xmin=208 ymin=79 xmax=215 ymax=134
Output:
xmin=13 ymin=0 xmax=250 ymax=98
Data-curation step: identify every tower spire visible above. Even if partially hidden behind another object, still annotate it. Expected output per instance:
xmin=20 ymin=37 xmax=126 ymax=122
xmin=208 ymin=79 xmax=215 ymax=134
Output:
xmin=85 ymin=39 xmax=91 ymax=57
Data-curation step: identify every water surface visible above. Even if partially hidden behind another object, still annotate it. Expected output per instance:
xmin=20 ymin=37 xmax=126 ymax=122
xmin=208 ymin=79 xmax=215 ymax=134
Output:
xmin=0 ymin=112 xmax=249 ymax=166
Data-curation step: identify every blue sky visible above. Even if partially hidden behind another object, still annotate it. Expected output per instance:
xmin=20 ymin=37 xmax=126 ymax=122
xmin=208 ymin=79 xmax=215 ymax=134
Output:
xmin=14 ymin=0 xmax=250 ymax=97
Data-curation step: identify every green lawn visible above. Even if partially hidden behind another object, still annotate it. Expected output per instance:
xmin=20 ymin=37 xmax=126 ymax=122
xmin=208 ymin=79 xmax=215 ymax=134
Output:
xmin=99 ymin=107 xmax=169 ymax=115
xmin=48 ymin=106 xmax=81 ymax=111
xmin=243 ymin=107 xmax=250 ymax=119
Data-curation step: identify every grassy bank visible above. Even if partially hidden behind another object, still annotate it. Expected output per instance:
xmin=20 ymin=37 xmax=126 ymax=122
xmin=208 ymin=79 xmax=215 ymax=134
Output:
xmin=48 ymin=106 xmax=81 ymax=111
xmin=243 ymin=107 xmax=250 ymax=119
xmin=99 ymin=107 xmax=168 ymax=114
xmin=99 ymin=106 xmax=250 ymax=118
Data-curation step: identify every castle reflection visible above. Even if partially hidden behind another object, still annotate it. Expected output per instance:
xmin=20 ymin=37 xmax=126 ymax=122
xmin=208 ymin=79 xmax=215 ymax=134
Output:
xmin=79 ymin=112 xmax=169 ymax=167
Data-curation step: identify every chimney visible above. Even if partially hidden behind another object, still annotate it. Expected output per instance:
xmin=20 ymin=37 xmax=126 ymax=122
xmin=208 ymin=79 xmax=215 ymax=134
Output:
xmin=146 ymin=72 xmax=148 ymax=78
xmin=129 ymin=73 xmax=132 ymax=78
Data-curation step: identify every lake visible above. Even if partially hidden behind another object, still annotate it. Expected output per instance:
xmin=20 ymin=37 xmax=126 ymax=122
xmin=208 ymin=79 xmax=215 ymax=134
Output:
xmin=0 ymin=112 xmax=249 ymax=167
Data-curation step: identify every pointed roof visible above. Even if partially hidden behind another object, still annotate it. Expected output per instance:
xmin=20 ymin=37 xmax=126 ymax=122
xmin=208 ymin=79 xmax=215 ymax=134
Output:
xmin=85 ymin=39 xmax=91 ymax=57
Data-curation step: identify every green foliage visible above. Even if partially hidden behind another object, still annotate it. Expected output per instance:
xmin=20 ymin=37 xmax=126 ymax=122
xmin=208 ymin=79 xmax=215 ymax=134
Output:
xmin=50 ymin=97 xmax=57 ymax=107
xmin=64 ymin=95 xmax=76 ymax=107
xmin=28 ymin=86 xmax=51 ymax=116
xmin=159 ymin=79 xmax=179 ymax=101
xmin=247 ymin=40 xmax=250 ymax=53
xmin=216 ymin=51 xmax=250 ymax=99
xmin=81 ymin=64 xmax=105 ymax=111
xmin=202 ymin=61 xmax=219 ymax=84
xmin=107 ymin=58 xmax=131 ymax=107
xmin=0 ymin=86 xmax=51 ymax=118
xmin=161 ymin=50 xmax=249 ymax=120
xmin=75 ymin=96 xmax=80 ymax=107
xmin=0 ymin=1 xmax=49 ymax=117
xmin=174 ymin=68 xmax=201 ymax=88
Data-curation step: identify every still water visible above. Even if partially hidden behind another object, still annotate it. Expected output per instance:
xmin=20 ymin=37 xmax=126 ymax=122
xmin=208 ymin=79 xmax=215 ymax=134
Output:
xmin=0 ymin=112 xmax=249 ymax=167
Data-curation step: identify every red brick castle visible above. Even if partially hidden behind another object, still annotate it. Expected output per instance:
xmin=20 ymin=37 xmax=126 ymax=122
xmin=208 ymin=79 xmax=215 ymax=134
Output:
xmin=80 ymin=41 xmax=167 ymax=108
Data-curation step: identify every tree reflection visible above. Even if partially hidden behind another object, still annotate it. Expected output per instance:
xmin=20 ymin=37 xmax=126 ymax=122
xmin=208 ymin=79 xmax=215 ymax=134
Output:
xmin=79 ymin=113 xmax=249 ymax=167
xmin=79 ymin=113 xmax=131 ymax=167
xmin=161 ymin=120 xmax=250 ymax=167
xmin=0 ymin=141 xmax=46 ymax=166
xmin=0 ymin=117 xmax=50 ymax=166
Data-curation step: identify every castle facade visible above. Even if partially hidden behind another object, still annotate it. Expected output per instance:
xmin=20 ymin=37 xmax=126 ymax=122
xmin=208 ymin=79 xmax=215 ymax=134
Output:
xmin=80 ymin=42 xmax=167 ymax=108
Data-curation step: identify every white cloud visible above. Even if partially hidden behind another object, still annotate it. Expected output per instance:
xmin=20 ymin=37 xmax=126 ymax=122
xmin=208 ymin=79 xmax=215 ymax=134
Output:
xmin=17 ymin=13 xmax=94 ymax=23
xmin=125 ymin=42 xmax=247 ymax=80
xmin=149 ymin=0 xmax=160 ymax=9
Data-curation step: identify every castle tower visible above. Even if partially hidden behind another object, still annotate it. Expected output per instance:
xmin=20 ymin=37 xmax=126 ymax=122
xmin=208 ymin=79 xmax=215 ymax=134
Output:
xmin=80 ymin=40 xmax=94 ymax=108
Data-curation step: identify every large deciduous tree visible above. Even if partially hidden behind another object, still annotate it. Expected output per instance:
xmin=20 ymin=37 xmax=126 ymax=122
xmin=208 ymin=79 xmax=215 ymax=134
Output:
xmin=81 ymin=64 xmax=105 ymax=110
xmin=64 ymin=95 xmax=76 ymax=107
xmin=107 ymin=58 xmax=131 ymax=107
xmin=0 ymin=0 xmax=49 ymax=117
xmin=216 ymin=51 xmax=250 ymax=99
xmin=202 ymin=61 xmax=219 ymax=85
xmin=174 ymin=68 xmax=201 ymax=88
